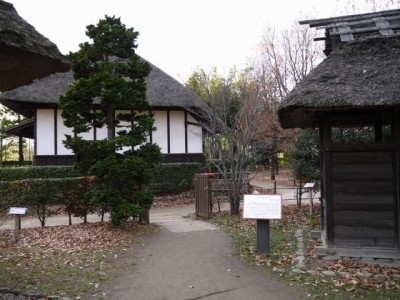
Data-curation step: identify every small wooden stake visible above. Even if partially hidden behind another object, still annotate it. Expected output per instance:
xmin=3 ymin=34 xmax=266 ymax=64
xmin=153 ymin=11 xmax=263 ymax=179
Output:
xmin=13 ymin=215 xmax=21 ymax=242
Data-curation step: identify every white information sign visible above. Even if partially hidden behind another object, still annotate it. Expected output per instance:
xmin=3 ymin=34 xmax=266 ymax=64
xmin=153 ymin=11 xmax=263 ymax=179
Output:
xmin=243 ymin=195 xmax=282 ymax=219
xmin=8 ymin=207 xmax=27 ymax=215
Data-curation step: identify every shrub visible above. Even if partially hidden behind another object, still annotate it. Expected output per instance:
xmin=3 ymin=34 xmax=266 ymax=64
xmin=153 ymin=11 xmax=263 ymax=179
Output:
xmin=1 ymin=161 xmax=33 ymax=167
xmin=89 ymin=155 xmax=155 ymax=226
xmin=150 ymin=163 xmax=201 ymax=194
xmin=0 ymin=166 xmax=80 ymax=181
xmin=0 ymin=180 xmax=23 ymax=214
xmin=61 ymin=177 xmax=94 ymax=224
xmin=0 ymin=178 xmax=91 ymax=226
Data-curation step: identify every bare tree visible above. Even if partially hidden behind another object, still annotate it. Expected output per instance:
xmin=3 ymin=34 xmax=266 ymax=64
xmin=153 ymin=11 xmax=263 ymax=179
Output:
xmin=256 ymin=22 xmax=323 ymax=100
xmin=251 ymin=22 xmax=324 ymax=178
xmin=187 ymin=68 xmax=268 ymax=215
xmin=341 ymin=0 xmax=399 ymax=14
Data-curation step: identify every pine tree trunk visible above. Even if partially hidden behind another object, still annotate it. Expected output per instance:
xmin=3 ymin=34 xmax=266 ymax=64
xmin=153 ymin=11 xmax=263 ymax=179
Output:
xmin=0 ymin=137 xmax=2 ymax=167
xmin=107 ymin=108 xmax=115 ymax=141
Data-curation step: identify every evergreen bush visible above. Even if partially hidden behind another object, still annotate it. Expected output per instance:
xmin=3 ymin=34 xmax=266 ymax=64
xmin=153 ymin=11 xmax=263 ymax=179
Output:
xmin=150 ymin=163 xmax=201 ymax=194
xmin=0 ymin=166 xmax=80 ymax=181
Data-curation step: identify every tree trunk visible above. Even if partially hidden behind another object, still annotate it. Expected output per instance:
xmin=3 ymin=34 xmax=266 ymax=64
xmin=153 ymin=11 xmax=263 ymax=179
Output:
xmin=229 ymin=180 xmax=241 ymax=215
xmin=107 ymin=108 xmax=115 ymax=141
xmin=275 ymin=156 xmax=279 ymax=175
xmin=270 ymin=156 xmax=276 ymax=180
xmin=270 ymin=132 xmax=278 ymax=180
xmin=19 ymin=136 xmax=24 ymax=166
xmin=0 ymin=137 xmax=2 ymax=167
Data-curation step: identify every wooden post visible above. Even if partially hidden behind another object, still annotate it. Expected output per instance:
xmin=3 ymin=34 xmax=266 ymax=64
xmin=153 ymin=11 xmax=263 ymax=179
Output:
xmin=256 ymin=220 xmax=270 ymax=255
xmin=9 ymin=207 xmax=27 ymax=242
xmin=304 ymin=183 xmax=315 ymax=214
xmin=13 ymin=215 xmax=21 ymax=242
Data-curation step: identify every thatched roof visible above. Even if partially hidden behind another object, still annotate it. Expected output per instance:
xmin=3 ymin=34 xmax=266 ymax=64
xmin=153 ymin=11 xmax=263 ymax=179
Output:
xmin=278 ymin=9 xmax=400 ymax=129
xmin=0 ymin=64 xmax=203 ymax=118
xmin=300 ymin=9 xmax=400 ymax=55
xmin=0 ymin=0 xmax=69 ymax=91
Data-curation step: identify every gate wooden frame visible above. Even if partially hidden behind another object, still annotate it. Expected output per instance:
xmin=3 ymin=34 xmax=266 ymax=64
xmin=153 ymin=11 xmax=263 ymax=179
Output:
xmin=195 ymin=174 xmax=211 ymax=218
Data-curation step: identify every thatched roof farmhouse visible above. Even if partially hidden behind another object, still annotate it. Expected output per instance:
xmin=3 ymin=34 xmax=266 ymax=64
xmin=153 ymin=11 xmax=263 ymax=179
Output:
xmin=0 ymin=62 xmax=205 ymax=165
xmin=0 ymin=1 xmax=204 ymax=165
xmin=0 ymin=64 xmax=204 ymax=120
xmin=0 ymin=0 xmax=69 ymax=91
xmin=278 ymin=9 xmax=400 ymax=260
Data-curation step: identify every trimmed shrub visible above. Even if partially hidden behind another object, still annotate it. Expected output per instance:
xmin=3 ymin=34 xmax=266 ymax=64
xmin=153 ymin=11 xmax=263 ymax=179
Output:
xmin=0 ymin=166 xmax=80 ymax=181
xmin=150 ymin=163 xmax=201 ymax=194
xmin=0 ymin=163 xmax=201 ymax=223
xmin=0 ymin=178 xmax=91 ymax=226
xmin=1 ymin=161 xmax=33 ymax=167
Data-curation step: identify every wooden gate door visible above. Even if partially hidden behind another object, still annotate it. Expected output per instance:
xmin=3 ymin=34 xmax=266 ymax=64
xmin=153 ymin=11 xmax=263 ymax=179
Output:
xmin=195 ymin=174 xmax=211 ymax=218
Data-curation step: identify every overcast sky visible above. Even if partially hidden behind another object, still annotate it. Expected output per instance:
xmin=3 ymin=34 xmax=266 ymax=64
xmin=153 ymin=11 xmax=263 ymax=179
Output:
xmin=9 ymin=0 xmax=399 ymax=81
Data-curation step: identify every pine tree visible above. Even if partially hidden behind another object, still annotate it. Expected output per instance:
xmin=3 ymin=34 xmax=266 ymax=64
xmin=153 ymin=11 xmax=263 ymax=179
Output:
xmin=60 ymin=16 xmax=161 ymax=225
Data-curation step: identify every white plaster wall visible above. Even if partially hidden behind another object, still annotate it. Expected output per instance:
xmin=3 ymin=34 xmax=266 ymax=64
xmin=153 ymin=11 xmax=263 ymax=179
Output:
xmin=169 ymin=111 xmax=185 ymax=153
xmin=36 ymin=109 xmax=55 ymax=155
xmin=116 ymin=110 xmax=131 ymax=153
xmin=96 ymin=126 xmax=108 ymax=140
xmin=187 ymin=112 xmax=202 ymax=153
xmin=56 ymin=110 xmax=74 ymax=155
xmin=152 ymin=111 xmax=168 ymax=153
xmin=187 ymin=113 xmax=198 ymax=123
xmin=188 ymin=124 xmax=203 ymax=153
xmin=37 ymin=109 xmax=203 ymax=156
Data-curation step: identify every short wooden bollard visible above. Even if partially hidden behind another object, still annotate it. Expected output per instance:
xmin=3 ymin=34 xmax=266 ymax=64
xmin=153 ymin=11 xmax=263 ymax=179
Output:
xmin=9 ymin=207 xmax=27 ymax=242
xmin=304 ymin=182 xmax=315 ymax=215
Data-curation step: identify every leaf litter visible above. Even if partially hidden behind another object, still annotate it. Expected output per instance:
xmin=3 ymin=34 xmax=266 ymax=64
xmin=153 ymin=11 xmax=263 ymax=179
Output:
xmin=0 ymin=221 xmax=151 ymax=297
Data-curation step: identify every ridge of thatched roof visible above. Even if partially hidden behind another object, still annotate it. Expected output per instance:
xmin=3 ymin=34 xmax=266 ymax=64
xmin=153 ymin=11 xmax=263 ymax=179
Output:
xmin=0 ymin=0 xmax=69 ymax=91
xmin=0 ymin=64 xmax=203 ymax=118
xmin=278 ymin=36 xmax=400 ymax=128
xmin=300 ymin=9 xmax=400 ymax=55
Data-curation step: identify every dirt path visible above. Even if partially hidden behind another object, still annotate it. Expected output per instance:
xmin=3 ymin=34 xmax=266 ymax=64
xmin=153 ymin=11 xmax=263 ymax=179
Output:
xmin=97 ymin=211 xmax=308 ymax=300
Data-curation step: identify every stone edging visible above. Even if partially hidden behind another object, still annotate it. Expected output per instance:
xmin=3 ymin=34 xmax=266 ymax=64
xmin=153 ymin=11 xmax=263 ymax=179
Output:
xmin=0 ymin=288 xmax=73 ymax=300
xmin=291 ymin=229 xmax=400 ymax=279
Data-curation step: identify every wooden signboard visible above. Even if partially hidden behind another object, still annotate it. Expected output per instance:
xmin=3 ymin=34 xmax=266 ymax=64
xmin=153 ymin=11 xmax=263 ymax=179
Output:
xmin=243 ymin=195 xmax=282 ymax=219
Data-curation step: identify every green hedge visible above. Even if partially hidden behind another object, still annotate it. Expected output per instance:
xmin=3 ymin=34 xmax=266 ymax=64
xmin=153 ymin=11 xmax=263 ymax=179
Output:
xmin=0 ymin=163 xmax=201 ymax=227
xmin=0 ymin=177 xmax=91 ymax=226
xmin=0 ymin=163 xmax=201 ymax=204
xmin=0 ymin=178 xmax=77 ymax=212
xmin=0 ymin=166 xmax=80 ymax=181
xmin=150 ymin=163 xmax=201 ymax=194
xmin=1 ymin=161 xmax=33 ymax=167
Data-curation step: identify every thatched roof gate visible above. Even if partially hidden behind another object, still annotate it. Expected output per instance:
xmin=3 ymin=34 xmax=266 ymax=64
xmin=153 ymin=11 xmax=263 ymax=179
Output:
xmin=278 ymin=9 xmax=400 ymax=260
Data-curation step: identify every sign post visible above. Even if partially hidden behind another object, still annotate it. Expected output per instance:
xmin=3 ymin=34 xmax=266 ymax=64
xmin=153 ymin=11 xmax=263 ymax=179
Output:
xmin=243 ymin=195 xmax=282 ymax=255
xmin=8 ymin=207 xmax=27 ymax=242
xmin=304 ymin=182 xmax=315 ymax=214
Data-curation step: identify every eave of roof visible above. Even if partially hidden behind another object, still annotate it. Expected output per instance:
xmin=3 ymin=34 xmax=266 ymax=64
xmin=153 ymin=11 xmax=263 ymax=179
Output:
xmin=0 ymin=1 xmax=69 ymax=91
xmin=278 ymin=36 xmax=400 ymax=128
xmin=0 ymin=64 xmax=204 ymax=118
